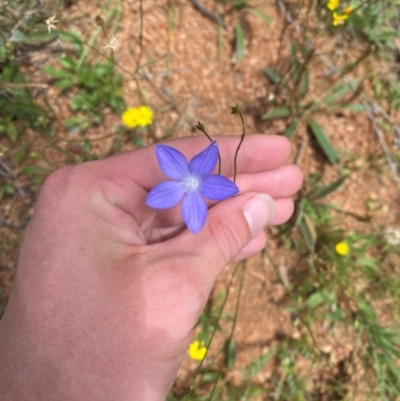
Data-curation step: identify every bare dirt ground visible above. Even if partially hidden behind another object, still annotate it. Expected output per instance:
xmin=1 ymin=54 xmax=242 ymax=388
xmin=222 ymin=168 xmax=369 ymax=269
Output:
xmin=1 ymin=0 xmax=400 ymax=398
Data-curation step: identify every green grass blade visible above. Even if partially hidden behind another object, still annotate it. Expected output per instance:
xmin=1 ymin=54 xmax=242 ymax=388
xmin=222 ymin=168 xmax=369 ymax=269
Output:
xmin=308 ymin=119 xmax=339 ymax=164
xmin=322 ymin=81 xmax=353 ymax=105
xmin=298 ymin=214 xmax=316 ymax=250
xmin=283 ymin=118 xmax=299 ymax=138
xmin=262 ymin=107 xmax=290 ymax=120
xmin=244 ymin=8 xmax=272 ymax=24
xmin=235 ymin=23 xmax=244 ymax=61
xmin=308 ymin=175 xmax=348 ymax=200
xmin=262 ymin=67 xmax=282 ymax=84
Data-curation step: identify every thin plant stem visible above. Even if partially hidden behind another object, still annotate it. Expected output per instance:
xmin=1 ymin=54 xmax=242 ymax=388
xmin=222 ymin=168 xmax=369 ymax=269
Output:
xmin=209 ymin=260 xmax=246 ymax=401
xmin=188 ymin=261 xmax=243 ymax=399
xmin=231 ymin=106 xmax=246 ymax=183
xmin=194 ymin=122 xmax=221 ymax=174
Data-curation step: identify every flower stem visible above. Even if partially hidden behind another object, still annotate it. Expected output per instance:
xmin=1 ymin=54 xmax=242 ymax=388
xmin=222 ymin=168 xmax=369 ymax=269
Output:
xmin=195 ymin=122 xmax=221 ymax=174
xmin=187 ymin=261 xmax=243 ymax=398
xmin=231 ymin=106 xmax=246 ymax=183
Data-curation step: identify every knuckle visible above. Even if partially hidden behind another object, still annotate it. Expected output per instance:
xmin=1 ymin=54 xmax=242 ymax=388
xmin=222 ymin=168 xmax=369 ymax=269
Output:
xmin=41 ymin=166 xmax=73 ymax=193
xmin=40 ymin=166 xmax=75 ymax=201
xmin=39 ymin=163 xmax=97 ymax=208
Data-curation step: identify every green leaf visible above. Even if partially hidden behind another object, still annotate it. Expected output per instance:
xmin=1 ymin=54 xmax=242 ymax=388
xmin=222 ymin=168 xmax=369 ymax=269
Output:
xmin=290 ymin=40 xmax=297 ymax=58
xmin=224 ymin=339 xmax=236 ymax=369
xmin=298 ymin=214 xmax=316 ymax=250
xmin=63 ymin=116 xmax=89 ymax=131
xmin=235 ymin=23 xmax=244 ymax=61
xmin=244 ymin=348 xmax=276 ymax=377
xmin=307 ymin=292 xmax=325 ymax=309
xmin=262 ymin=67 xmax=282 ymax=84
xmin=58 ymin=31 xmax=84 ymax=54
xmin=358 ymin=258 xmax=379 ymax=270
xmin=357 ymin=300 xmax=377 ymax=321
xmin=202 ymin=372 xmax=219 ymax=382
xmin=0 ymin=121 xmax=19 ymax=142
xmin=283 ymin=118 xmax=299 ymax=138
xmin=132 ymin=136 xmax=144 ymax=147
xmin=43 ymin=66 xmax=72 ymax=80
xmin=308 ymin=119 xmax=339 ymax=164
xmin=14 ymin=144 xmax=29 ymax=164
xmin=70 ymin=94 xmax=86 ymax=111
xmin=3 ymin=183 xmax=16 ymax=195
xmin=0 ymin=184 xmax=15 ymax=201
xmin=300 ymin=70 xmax=309 ymax=98
xmin=322 ymin=81 xmax=354 ymax=105
xmin=25 ymin=30 xmax=59 ymax=44
xmin=56 ymin=79 xmax=76 ymax=90
xmin=244 ymin=8 xmax=272 ymax=24
xmin=9 ymin=29 xmax=30 ymax=43
xmin=262 ymin=107 xmax=290 ymax=120
xmin=92 ymin=63 xmax=113 ymax=76
xmin=345 ymin=103 xmax=365 ymax=113
xmin=79 ymin=70 xmax=96 ymax=87
xmin=308 ymin=175 xmax=348 ymax=200
xmin=19 ymin=166 xmax=44 ymax=176
xmin=58 ymin=55 xmax=78 ymax=71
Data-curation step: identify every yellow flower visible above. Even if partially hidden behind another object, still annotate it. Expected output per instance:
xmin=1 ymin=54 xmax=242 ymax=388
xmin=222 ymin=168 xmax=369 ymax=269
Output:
xmin=121 ymin=106 xmax=153 ymax=128
xmin=188 ymin=340 xmax=207 ymax=361
xmin=343 ymin=6 xmax=353 ymax=15
xmin=327 ymin=0 xmax=340 ymax=11
xmin=333 ymin=11 xmax=349 ymax=26
xmin=335 ymin=241 xmax=349 ymax=256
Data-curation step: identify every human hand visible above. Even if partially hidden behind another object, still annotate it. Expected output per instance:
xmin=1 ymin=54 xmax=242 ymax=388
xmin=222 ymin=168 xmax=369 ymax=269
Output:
xmin=0 ymin=135 xmax=302 ymax=401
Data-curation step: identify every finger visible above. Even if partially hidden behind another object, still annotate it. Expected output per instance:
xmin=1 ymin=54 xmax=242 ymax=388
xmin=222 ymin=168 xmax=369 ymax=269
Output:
xmin=232 ymin=199 xmax=296 ymax=259
xmin=101 ymin=134 xmax=292 ymax=190
xmin=148 ymin=193 xmax=294 ymax=230
xmin=269 ymin=198 xmax=294 ymax=225
xmin=235 ymin=165 xmax=303 ymax=198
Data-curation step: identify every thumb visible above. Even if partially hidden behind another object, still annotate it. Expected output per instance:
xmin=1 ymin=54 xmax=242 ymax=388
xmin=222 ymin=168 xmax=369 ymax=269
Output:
xmin=171 ymin=192 xmax=275 ymax=274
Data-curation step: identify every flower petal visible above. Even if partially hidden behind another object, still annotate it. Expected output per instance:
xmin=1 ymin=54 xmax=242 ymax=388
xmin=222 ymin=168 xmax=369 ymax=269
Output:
xmin=181 ymin=191 xmax=208 ymax=234
xmin=155 ymin=145 xmax=189 ymax=180
xmin=145 ymin=181 xmax=186 ymax=209
xmin=200 ymin=175 xmax=239 ymax=201
xmin=189 ymin=141 xmax=218 ymax=177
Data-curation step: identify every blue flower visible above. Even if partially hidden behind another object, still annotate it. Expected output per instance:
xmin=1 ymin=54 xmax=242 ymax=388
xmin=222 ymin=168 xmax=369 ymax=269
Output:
xmin=145 ymin=141 xmax=239 ymax=234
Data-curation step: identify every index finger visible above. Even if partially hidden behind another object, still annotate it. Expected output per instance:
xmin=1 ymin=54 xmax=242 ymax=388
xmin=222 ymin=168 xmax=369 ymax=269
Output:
xmin=102 ymin=134 xmax=291 ymax=190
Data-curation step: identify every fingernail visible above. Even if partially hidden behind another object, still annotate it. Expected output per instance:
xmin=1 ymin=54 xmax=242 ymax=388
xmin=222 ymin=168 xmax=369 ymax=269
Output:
xmin=243 ymin=194 xmax=275 ymax=236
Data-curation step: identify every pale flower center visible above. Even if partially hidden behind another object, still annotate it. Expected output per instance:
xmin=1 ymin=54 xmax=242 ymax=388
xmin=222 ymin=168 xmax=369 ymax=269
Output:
xmin=183 ymin=174 xmax=201 ymax=192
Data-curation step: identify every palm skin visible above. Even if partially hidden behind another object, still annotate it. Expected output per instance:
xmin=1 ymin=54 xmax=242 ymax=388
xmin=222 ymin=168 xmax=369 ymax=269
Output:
xmin=0 ymin=135 xmax=302 ymax=401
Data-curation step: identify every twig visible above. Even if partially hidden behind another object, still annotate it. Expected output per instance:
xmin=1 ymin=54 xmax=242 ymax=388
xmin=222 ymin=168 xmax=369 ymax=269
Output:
xmin=364 ymin=104 xmax=400 ymax=185
xmin=0 ymin=83 xmax=49 ymax=89
xmin=0 ymin=220 xmax=26 ymax=230
xmin=187 ymin=0 xmax=227 ymax=29
xmin=135 ymin=0 xmax=144 ymax=73
xmin=293 ymin=139 xmax=306 ymax=165
xmin=0 ymin=161 xmax=17 ymax=179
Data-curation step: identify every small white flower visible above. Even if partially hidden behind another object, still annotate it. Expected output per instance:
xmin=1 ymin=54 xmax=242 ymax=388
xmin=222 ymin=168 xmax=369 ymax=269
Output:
xmin=268 ymin=93 xmax=275 ymax=101
xmin=384 ymin=227 xmax=400 ymax=246
xmin=45 ymin=15 xmax=59 ymax=34
xmin=104 ymin=35 xmax=119 ymax=52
